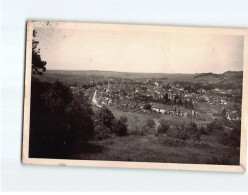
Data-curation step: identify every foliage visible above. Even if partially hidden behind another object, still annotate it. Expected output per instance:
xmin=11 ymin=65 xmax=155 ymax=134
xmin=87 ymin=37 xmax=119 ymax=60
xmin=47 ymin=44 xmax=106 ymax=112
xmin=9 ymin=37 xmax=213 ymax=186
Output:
xmin=157 ymin=119 xmax=170 ymax=134
xmin=94 ymin=107 xmax=128 ymax=138
xmin=94 ymin=106 xmax=115 ymax=129
xmin=94 ymin=122 xmax=111 ymax=140
xmin=164 ymin=92 xmax=169 ymax=102
xmin=220 ymin=125 xmax=241 ymax=148
xmin=29 ymin=78 xmax=94 ymax=158
xmin=143 ymin=103 xmax=152 ymax=110
xmin=32 ymin=30 xmax=47 ymax=75
xmin=206 ymin=119 xmax=224 ymax=134
xmin=112 ymin=118 xmax=128 ymax=136
xmin=167 ymin=122 xmax=200 ymax=141
xmin=119 ymin=116 xmax=128 ymax=124
xmin=145 ymin=118 xmax=156 ymax=129
xmin=222 ymin=108 xmax=227 ymax=118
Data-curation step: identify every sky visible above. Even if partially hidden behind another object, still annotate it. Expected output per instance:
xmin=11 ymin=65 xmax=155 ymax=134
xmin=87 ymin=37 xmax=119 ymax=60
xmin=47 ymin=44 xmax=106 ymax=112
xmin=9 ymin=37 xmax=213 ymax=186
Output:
xmin=35 ymin=27 xmax=244 ymax=74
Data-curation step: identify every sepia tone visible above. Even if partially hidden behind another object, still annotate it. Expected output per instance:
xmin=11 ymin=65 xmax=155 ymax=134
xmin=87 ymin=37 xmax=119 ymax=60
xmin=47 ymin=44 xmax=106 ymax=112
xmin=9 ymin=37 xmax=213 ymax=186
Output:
xmin=22 ymin=21 xmax=247 ymax=172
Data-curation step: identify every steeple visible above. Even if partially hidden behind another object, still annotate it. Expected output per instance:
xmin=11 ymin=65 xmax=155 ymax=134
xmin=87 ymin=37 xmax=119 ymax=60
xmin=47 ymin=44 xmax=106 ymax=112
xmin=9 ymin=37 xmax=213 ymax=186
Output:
xmin=90 ymin=75 xmax=95 ymax=86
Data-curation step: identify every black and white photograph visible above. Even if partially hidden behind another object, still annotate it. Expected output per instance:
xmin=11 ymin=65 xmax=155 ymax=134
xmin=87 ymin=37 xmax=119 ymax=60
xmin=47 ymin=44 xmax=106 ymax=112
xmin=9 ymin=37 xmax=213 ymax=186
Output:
xmin=22 ymin=21 xmax=247 ymax=172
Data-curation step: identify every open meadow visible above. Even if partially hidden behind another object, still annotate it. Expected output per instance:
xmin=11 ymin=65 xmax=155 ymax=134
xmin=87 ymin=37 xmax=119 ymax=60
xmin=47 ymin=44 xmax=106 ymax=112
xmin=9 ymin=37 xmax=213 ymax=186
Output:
xmin=67 ymin=106 xmax=240 ymax=165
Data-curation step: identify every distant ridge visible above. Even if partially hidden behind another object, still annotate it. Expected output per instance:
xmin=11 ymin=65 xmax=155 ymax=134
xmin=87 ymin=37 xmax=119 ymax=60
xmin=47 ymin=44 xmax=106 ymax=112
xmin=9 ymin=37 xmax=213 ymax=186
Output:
xmin=194 ymin=72 xmax=220 ymax=79
xmin=194 ymin=71 xmax=243 ymax=78
xmin=48 ymin=69 xmax=243 ymax=75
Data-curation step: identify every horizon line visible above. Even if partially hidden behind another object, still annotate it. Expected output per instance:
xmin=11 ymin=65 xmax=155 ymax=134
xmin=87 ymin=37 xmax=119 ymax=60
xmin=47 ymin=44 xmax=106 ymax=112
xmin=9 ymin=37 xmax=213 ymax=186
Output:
xmin=45 ymin=69 xmax=243 ymax=75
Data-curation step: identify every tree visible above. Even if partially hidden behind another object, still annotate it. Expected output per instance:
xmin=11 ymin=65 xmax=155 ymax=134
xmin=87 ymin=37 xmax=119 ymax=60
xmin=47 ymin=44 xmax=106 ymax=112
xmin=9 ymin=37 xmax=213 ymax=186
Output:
xmin=94 ymin=109 xmax=128 ymax=138
xmin=29 ymin=79 xmax=94 ymax=158
xmin=164 ymin=92 xmax=169 ymax=102
xmin=94 ymin=106 xmax=115 ymax=129
xmin=222 ymin=108 xmax=227 ymax=118
xmin=178 ymin=96 xmax=183 ymax=105
xmin=174 ymin=94 xmax=179 ymax=104
xmin=32 ymin=30 xmax=47 ymax=75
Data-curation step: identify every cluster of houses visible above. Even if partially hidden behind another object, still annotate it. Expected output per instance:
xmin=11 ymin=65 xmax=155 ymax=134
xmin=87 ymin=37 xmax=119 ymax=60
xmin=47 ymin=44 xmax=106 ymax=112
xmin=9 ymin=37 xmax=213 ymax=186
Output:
xmin=70 ymin=76 xmax=242 ymax=121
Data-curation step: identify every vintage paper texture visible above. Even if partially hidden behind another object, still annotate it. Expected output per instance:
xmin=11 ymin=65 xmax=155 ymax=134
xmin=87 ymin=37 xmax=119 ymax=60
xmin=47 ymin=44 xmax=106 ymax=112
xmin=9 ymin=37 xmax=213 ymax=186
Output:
xmin=22 ymin=21 xmax=247 ymax=172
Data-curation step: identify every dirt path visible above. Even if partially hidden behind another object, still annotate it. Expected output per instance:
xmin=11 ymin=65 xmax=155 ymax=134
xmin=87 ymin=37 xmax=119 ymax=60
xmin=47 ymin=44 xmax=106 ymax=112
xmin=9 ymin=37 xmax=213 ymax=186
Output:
xmin=92 ymin=90 xmax=102 ymax=107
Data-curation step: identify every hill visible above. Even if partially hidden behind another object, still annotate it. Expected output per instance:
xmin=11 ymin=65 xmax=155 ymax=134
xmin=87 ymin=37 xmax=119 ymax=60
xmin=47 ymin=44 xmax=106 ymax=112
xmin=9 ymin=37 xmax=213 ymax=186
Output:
xmin=34 ymin=70 xmax=243 ymax=88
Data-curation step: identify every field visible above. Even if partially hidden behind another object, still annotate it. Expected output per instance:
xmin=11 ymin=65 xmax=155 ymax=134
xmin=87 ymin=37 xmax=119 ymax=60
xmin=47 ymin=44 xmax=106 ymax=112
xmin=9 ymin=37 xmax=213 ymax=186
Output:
xmin=66 ymin=107 xmax=239 ymax=165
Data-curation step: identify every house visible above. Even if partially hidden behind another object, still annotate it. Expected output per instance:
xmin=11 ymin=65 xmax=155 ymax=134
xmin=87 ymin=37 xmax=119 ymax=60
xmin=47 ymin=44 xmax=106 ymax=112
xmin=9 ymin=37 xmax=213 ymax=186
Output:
xmin=227 ymin=110 xmax=240 ymax=121
xmin=220 ymin=98 xmax=228 ymax=105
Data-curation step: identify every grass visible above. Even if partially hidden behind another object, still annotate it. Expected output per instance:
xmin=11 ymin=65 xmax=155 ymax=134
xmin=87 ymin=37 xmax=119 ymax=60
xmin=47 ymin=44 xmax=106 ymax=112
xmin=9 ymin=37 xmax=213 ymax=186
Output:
xmin=66 ymin=107 xmax=240 ymax=165
xmin=68 ymin=133 xmax=239 ymax=165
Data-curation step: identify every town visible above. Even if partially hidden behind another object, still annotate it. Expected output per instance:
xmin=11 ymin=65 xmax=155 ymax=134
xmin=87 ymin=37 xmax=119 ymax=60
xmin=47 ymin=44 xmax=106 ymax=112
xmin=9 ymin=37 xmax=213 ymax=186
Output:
xmin=70 ymin=75 xmax=242 ymax=124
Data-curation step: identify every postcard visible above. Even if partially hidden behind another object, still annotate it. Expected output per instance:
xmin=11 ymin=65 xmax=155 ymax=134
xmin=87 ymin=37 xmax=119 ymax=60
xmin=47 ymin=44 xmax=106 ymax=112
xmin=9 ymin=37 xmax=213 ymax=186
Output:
xmin=22 ymin=21 xmax=247 ymax=172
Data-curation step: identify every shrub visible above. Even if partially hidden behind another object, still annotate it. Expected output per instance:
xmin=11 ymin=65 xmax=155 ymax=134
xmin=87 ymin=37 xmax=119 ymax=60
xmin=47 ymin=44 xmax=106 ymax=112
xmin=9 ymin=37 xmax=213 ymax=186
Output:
xmin=230 ymin=128 xmax=241 ymax=147
xmin=113 ymin=118 xmax=128 ymax=136
xmin=142 ymin=118 xmax=156 ymax=134
xmin=206 ymin=119 xmax=224 ymax=134
xmin=119 ymin=116 xmax=128 ymax=124
xmin=157 ymin=119 xmax=170 ymax=134
xmin=143 ymin=103 xmax=152 ymax=110
xmin=94 ymin=106 xmax=115 ymax=129
xmin=94 ymin=110 xmax=128 ymax=138
xmin=146 ymin=118 xmax=156 ymax=129
xmin=94 ymin=122 xmax=111 ymax=140
xmin=186 ymin=122 xmax=199 ymax=138
xmin=169 ymin=123 xmax=189 ymax=140
xmin=161 ymin=135 xmax=186 ymax=147
xmin=167 ymin=122 xmax=200 ymax=141
xmin=199 ymin=126 xmax=207 ymax=135
xmin=220 ymin=128 xmax=241 ymax=148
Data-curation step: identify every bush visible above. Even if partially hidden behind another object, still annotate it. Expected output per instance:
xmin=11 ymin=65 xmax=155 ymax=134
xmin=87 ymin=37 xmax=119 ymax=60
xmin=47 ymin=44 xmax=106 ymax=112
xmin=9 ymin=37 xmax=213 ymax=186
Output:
xmin=161 ymin=135 xmax=186 ymax=147
xmin=94 ymin=109 xmax=128 ymax=138
xmin=220 ymin=128 xmax=241 ymax=148
xmin=94 ymin=122 xmax=111 ymax=140
xmin=145 ymin=118 xmax=156 ymax=129
xmin=206 ymin=119 xmax=224 ymax=134
xmin=143 ymin=103 xmax=152 ymax=110
xmin=167 ymin=122 xmax=200 ymax=141
xmin=157 ymin=119 xmax=170 ymax=134
xmin=167 ymin=123 xmax=188 ymax=140
xmin=142 ymin=118 xmax=156 ymax=134
xmin=113 ymin=118 xmax=128 ymax=136
xmin=119 ymin=116 xmax=128 ymax=124
xmin=94 ymin=106 xmax=115 ymax=129
xmin=187 ymin=122 xmax=197 ymax=132
xmin=199 ymin=126 xmax=207 ymax=135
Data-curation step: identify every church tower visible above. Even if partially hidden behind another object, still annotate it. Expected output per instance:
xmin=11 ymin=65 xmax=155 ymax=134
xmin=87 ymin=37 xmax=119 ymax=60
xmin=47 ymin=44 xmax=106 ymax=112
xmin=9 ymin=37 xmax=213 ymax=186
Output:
xmin=90 ymin=75 xmax=95 ymax=86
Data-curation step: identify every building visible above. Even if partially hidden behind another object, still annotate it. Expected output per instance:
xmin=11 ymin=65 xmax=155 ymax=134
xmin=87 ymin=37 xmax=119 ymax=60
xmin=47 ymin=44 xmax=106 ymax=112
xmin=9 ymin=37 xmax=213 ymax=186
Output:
xmin=90 ymin=75 xmax=95 ymax=86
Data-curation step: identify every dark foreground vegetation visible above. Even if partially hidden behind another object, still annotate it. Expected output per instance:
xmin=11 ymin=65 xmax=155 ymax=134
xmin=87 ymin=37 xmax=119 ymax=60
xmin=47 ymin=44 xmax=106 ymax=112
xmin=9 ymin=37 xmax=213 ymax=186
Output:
xmin=29 ymin=78 xmax=128 ymax=158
